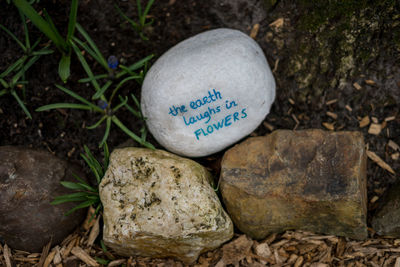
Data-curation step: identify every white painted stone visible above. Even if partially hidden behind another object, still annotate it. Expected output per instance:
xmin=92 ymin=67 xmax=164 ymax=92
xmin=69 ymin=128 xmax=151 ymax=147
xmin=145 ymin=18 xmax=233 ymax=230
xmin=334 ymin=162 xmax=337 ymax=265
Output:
xmin=141 ymin=28 xmax=276 ymax=157
xmin=99 ymin=148 xmax=233 ymax=263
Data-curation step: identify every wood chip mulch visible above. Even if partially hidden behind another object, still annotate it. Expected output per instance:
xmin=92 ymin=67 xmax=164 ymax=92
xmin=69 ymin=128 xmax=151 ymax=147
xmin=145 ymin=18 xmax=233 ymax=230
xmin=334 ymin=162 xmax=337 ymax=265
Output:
xmin=2 ymin=208 xmax=400 ymax=267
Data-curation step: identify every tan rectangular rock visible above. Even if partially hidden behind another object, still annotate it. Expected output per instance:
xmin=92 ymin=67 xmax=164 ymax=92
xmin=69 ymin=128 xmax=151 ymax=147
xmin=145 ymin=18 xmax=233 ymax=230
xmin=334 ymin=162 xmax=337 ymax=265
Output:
xmin=220 ymin=129 xmax=367 ymax=240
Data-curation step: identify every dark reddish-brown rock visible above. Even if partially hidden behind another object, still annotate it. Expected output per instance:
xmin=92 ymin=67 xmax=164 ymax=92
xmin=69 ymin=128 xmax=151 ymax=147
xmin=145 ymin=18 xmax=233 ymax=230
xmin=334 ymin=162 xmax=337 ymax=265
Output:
xmin=0 ymin=146 xmax=86 ymax=252
xmin=220 ymin=129 xmax=368 ymax=240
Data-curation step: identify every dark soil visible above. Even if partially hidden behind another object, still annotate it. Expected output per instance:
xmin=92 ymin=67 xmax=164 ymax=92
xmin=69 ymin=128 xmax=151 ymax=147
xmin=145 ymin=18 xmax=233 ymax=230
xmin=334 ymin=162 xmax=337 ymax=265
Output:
xmin=1 ymin=0 xmax=400 ymax=264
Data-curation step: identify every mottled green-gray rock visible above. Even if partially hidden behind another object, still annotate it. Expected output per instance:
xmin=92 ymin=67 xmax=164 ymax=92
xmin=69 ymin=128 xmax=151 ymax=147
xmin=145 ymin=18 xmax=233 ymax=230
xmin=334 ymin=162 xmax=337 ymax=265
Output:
xmin=99 ymin=148 xmax=233 ymax=263
xmin=220 ymin=129 xmax=368 ymax=240
xmin=372 ymin=182 xmax=400 ymax=237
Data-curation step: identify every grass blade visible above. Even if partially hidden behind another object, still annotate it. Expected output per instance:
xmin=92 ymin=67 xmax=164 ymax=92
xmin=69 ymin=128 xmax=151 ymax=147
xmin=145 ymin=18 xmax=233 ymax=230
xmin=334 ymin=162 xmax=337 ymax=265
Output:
xmin=55 ymin=84 xmax=103 ymax=112
xmin=114 ymin=4 xmax=139 ymax=31
xmin=78 ymin=74 xmax=108 ymax=83
xmin=109 ymin=76 xmax=140 ymax=104
xmin=13 ymin=0 xmax=66 ymax=50
xmin=136 ymin=0 xmax=143 ymax=24
xmin=112 ymin=115 xmax=155 ymax=149
xmin=70 ymin=40 xmax=104 ymax=97
xmin=0 ymin=24 xmax=26 ymax=52
xmin=120 ymin=99 xmax=141 ymax=118
xmin=116 ymin=54 xmax=153 ymax=78
xmin=67 ymin=0 xmax=78 ymax=42
xmin=87 ymin=115 xmax=107 ymax=129
xmin=10 ymin=90 xmax=32 ymax=119
xmin=60 ymin=181 xmax=87 ymax=190
xmin=65 ymin=199 xmax=98 ymax=216
xmin=103 ymin=143 xmax=109 ymax=169
xmin=0 ymin=89 xmax=7 ymax=96
xmin=0 ymin=56 xmax=27 ymax=79
xmin=99 ymin=117 xmax=111 ymax=148
xmin=92 ymin=80 xmax=112 ymax=100
xmin=36 ymin=103 xmax=93 ymax=111
xmin=32 ymin=48 xmax=54 ymax=55
xmin=112 ymin=96 xmax=127 ymax=112
xmin=19 ymin=11 xmax=30 ymax=49
xmin=142 ymin=0 xmax=155 ymax=23
xmin=11 ymin=55 xmax=40 ymax=86
xmin=75 ymin=23 xmax=108 ymax=69
xmin=72 ymin=37 xmax=109 ymax=71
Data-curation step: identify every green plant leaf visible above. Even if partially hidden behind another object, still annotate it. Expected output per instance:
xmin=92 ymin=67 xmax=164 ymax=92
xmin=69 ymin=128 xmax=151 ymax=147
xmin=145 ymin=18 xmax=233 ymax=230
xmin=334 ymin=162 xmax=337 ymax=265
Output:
xmin=121 ymin=98 xmax=141 ymax=118
xmin=112 ymin=115 xmax=155 ymax=149
xmin=0 ymin=56 xmax=27 ymax=79
xmin=95 ymin=257 xmax=110 ymax=265
xmin=0 ymin=24 xmax=26 ymax=52
xmin=0 ymin=89 xmax=7 ymax=96
xmin=58 ymin=53 xmax=71 ymax=83
xmin=103 ymin=143 xmax=109 ymax=169
xmin=70 ymin=40 xmax=104 ymax=98
xmin=13 ymin=0 xmax=67 ymax=51
xmin=65 ymin=199 xmax=98 ymax=216
xmin=54 ymin=84 xmax=103 ymax=112
xmin=99 ymin=117 xmax=111 ymax=148
xmin=67 ymin=0 xmax=78 ymax=42
xmin=92 ymin=80 xmax=112 ymax=100
xmin=87 ymin=115 xmax=107 ymax=129
xmin=112 ymin=96 xmax=128 ymax=113
xmin=114 ymin=4 xmax=139 ymax=32
xmin=32 ymin=48 xmax=54 ymax=56
xmin=10 ymin=90 xmax=32 ymax=119
xmin=36 ymin=103 xmax=93 ymax=112
xmin=11 ymin=54 xmax=41 ymax=87
xmin=116 ymin=54 xmax=153 ymax=78
xmin=75 ymin=24 xmax=109 ymax=70
xmin=78 ymin=74 xmax=108 ymax=83
xmin=60 ymin=181 xmax=88 ymax=190
xmin=142 ymin=0 xmax=155 ymax=25
xmin=19 ymin=11 xmax=30 ymax=50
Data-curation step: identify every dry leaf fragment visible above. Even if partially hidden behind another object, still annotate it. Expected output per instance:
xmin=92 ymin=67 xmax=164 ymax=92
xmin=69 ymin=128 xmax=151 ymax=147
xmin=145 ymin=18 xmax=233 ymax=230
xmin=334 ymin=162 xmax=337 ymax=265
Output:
xmin=254 ymin=242 xmax=272 ymax=258
xmin=218 ymin=235 xmax=253 ymax=266
xmin=345 ymin=105 xmax=353 ymax=112
xmin=368 ymin=123 xmax=382 ymax=135
xmin=395 ymin=257 xmax=400 ymax=267
xmin=322 ymin=122 xmax=334 ymax=131
xmin=71 ymin=247 xmax=98 ymax=266
xmin=326 ymin=99 xmax=337 ymax=105
xmin=388 ymin=140 xmax=400 ymax=151
xmin=353 ymin=82 xmax=362 ymax=90
xmin=87 ymin=216 xmax=101 ymax=247
xmin=385 ymin=116 xmax=396 ymax=122
xmin=365 ymin=79 xmax=376 ymax=85
xmin=359 ymin=116 xmax=370 ymax=128
xmin=108 ymin=259 xmax=127 ymax=266
xmin=392 ymin=153 xmax=399 ymax=160
xmin=366 ymin=150 xmax=395 ymax=174
xmin=294 ymin=255 xmax=304 ymax=267
xmin=371 ymin=117 xmax=379 ymax=123
xmin=263 ymin=121 xmax=274 ymax=131
xmin=326 ymin=111 xmax=338 ymax=120
xmin=4 ymin=244 xmax=12 ymax=267
xmin=250 ymin=23 xmax=260 ymax=39
xmin=370 ymin=196 xmax=379 ymax=203
xmin=269 ymin=18 xmax=284 ymax=29
xmin=43 ymin=250 xmax=56 ymax=267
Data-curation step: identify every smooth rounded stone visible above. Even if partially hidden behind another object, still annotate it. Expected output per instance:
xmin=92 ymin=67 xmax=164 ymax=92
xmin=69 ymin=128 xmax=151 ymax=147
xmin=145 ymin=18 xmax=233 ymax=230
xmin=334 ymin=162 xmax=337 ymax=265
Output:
xmin=220 ymin=130 xmax=368 ymax=240
xmin=372 ymin=182 xmax=400 ymax=237
xmin=0 ymin=146 xmax=86 ymax=252
xmin=99 ymin=148 xmax=234 ymax=263
xmin=141 ymin=28 xmax=276 ymax=157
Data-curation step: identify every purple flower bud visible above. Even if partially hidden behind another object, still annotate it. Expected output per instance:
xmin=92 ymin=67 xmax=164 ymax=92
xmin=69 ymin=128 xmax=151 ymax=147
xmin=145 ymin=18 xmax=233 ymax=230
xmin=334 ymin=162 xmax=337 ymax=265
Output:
xmin=107 ymin=55 xmax=119 ymax=69
xmin=98 ymin=100 xmax=108 ymax=110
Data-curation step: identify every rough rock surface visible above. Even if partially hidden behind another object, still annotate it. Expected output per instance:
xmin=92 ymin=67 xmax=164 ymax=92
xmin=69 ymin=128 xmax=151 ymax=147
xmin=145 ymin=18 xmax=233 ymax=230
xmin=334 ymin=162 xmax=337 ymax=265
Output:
xmin=372 ymin=182 xmax=400 ymax=237
xmin=220 ymin=129 xmax=368 ymax=240
xmin=99 ymin=148 xmax=233 ymax=263
xmin=0 ymin=146 xmax=86 ymax=252
xmin=141 ymin=28 xmax=275 ymax=157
